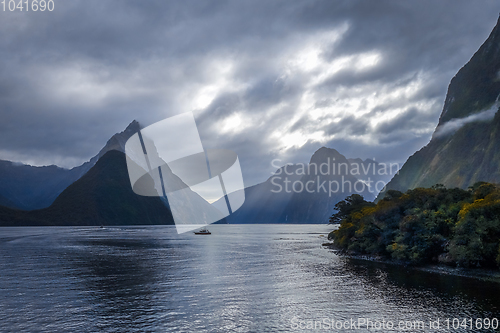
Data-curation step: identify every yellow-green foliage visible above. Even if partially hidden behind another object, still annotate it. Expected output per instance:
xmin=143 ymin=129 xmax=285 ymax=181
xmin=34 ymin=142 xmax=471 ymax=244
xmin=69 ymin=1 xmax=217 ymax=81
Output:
xmin=329 ymin=182 xmax=500 ymax=268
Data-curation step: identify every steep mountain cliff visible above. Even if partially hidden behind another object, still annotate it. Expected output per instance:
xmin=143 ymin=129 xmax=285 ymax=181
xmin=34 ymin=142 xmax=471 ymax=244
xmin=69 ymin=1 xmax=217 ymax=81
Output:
xmin=381 ymin=15 xmax=500 ymax=195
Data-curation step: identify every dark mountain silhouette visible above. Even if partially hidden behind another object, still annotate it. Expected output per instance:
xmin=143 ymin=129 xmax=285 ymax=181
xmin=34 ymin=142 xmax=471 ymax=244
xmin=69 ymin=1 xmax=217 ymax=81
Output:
xmin=0 ymin=150 xmax=174 ymax=226
xmin=0 ymin=120 xmax=140 ymax=210
xmin=0 ymin=133 xmax=379 ymax=226
xmin=0 ymin=193 xmax=19 ymax=209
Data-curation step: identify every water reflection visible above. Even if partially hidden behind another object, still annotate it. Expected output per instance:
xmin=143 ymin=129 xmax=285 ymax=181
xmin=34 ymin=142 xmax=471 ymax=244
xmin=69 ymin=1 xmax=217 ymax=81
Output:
xmin=1 ymin=225 xmax=500 ymax=333
xmin=344 ymin=258 xmax=500 ymax=315
xmin=62 ymin=237 xmax=168 ymax=331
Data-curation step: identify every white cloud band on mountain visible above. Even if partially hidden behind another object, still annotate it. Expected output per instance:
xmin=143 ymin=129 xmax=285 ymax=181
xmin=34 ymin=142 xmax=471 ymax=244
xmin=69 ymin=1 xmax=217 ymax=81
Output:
xmin=433 ymin=102 xmax=499 ymax=138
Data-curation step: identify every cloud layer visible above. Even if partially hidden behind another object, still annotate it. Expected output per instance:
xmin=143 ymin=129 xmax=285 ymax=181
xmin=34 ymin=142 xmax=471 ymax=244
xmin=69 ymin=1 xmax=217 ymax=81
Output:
xmin=1 ymin=0 xmax=500 ymax=186
xmin=433 ymin=101 xmax=500 ymax=138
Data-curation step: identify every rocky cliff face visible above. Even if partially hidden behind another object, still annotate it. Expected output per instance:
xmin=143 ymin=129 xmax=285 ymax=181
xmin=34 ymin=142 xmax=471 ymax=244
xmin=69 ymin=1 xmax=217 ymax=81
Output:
xmin=438 ymin=15 xmax=500 ymax=125
xmin=381 ymin=15 xmax=500 ymax=196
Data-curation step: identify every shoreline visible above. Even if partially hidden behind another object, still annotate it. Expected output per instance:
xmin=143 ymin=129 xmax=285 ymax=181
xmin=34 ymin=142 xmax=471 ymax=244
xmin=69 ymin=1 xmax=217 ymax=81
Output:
xmin=322 ymin=243 xmax=500 ymax=283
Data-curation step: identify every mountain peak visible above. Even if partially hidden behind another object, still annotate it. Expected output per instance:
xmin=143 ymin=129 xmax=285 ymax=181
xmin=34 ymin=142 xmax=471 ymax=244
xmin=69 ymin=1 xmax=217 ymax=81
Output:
xmin=96 ymin=120 xmax=140 ymax=160
xmin=0 ymin=120 xmax=144 ymax=211
xmin=125 ymin=120 xmax=141 ymax=133
xmin=309 ymin=147 xmax=347 ymax=165
xmin=312 ymin=146 xmax=340 ymax=156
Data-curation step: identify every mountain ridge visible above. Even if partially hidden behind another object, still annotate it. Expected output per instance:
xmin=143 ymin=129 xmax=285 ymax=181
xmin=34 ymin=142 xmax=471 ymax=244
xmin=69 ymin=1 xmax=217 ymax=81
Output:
xmin=380 ymin=15 xmax=500 ymax=197
xmin=0 ymin=150 xmax=175 ymax=226
xmin=0 ymin=120 xmax=140 ymax=210
xmin=222 ymin=146 xmax=389 ymax=224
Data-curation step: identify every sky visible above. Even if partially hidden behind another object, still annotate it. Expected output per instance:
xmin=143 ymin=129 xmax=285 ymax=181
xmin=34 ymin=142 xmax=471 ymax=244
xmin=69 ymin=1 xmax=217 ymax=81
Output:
xmin=1 ymin=0 xmax=500 ymax=187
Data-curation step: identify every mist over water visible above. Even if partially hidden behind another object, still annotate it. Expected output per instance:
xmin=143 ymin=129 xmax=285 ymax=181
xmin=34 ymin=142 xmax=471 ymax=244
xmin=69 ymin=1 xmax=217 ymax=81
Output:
xmin=0 ymin=225 xmax=499 ymax=332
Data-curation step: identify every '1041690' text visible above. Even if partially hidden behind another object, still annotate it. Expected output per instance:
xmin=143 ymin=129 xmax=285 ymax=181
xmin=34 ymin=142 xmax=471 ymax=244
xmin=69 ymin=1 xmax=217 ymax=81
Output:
xmin=1 ymin=0 xmax=54 ymax=11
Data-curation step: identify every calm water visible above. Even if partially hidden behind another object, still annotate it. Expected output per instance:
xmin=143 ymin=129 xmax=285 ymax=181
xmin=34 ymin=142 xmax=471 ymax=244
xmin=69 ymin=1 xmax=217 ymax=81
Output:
xmin=0 ymin=225 xmax=499 ymax=332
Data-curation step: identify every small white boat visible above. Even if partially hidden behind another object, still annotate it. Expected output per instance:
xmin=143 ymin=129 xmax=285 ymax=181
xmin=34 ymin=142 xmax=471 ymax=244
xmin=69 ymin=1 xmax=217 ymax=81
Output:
xmin=194 ymin=229 xmax=211 ymax=235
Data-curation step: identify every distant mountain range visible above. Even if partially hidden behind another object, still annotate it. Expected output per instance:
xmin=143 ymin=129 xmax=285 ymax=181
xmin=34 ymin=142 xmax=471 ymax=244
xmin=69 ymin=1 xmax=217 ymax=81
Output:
xmin=0 ymin=120 xmax=178 ymax=226
xmin=0 ymin=150 xmax=174 ymax=226
xmin=0 ymin=121 xmax=385 ymax=225
xmin=381 ymin=15 xmax=500 ymax=197
xmin=221 ymin=147 xmax=392 ymax=224
xmin=0 ymin=120 xmax=141 ymax=210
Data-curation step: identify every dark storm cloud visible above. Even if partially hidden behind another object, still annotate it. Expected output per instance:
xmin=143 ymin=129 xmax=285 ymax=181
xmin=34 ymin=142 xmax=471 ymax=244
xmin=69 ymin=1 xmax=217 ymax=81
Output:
xmin=375 ymin=107 xmax=434 ymax=135
xmin=1 ymin=0 xmax=500 ymax=185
